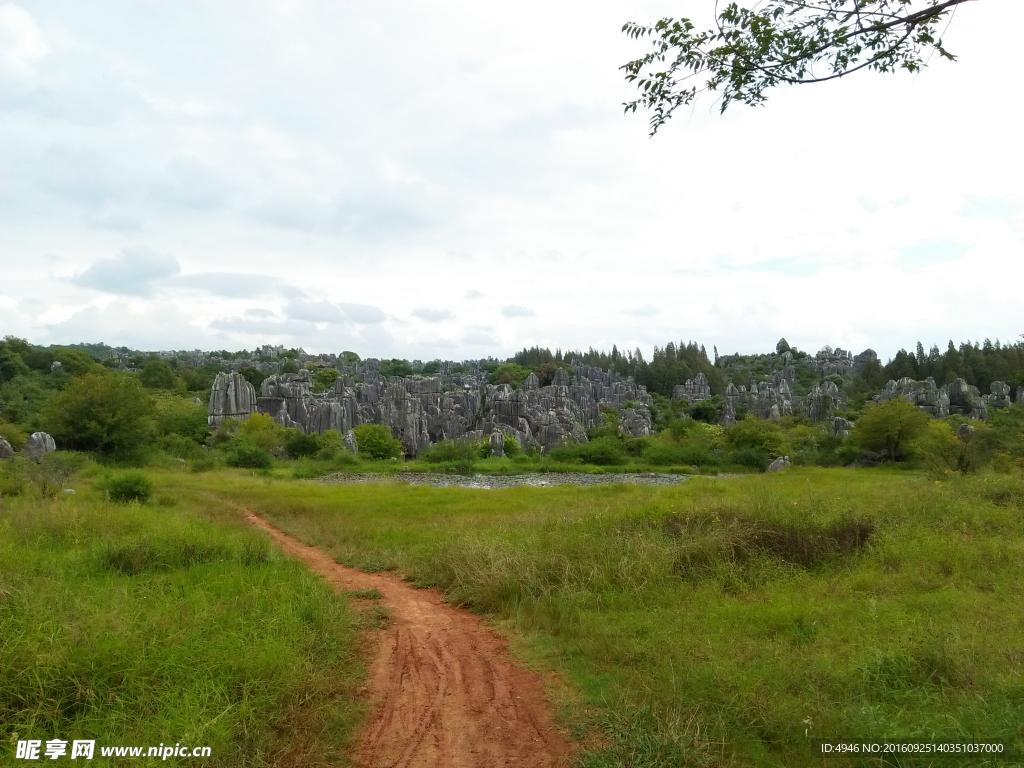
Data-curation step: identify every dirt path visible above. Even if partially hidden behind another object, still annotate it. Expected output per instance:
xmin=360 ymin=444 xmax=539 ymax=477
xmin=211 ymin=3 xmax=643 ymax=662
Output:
xmin=245 ymin=511 xmax=573 ymax=768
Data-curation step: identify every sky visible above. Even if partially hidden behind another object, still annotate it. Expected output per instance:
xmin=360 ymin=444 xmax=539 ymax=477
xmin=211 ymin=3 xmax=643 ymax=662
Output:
xmin=1 ymin=1 xmax=1021 ymax=363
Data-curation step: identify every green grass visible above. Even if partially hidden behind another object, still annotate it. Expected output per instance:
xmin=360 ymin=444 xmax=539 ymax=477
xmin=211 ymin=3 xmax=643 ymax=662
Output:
xmin=0 ymin=482 xmax=369 ymax=767
xmin=184 ymin=466 xmax=1024 ymax=767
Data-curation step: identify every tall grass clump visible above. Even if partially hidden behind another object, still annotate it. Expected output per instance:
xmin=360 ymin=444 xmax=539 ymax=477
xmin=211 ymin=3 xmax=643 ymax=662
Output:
xmin=0 ymin=491 xmax=367 ymax=766
xmin=98 ymin=470 xmax=153 ymax=502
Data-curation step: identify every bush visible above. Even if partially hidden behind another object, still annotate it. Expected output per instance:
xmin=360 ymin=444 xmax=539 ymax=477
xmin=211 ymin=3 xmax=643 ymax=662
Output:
xmin=281 ymin=361 xmax=299 ymax=374
xmin=421 ymin=439 xmax=478 ymax=463
xmin=102 ymin=471 xmax=153 ymax=503
xmin=548 ymin=437 xmax=626 ymax=465
xmin=154 ymin=395 xmax=208 ymax=444
xmin=503 ymin=434 xmax=522 ymax=458
xmin=725 ymin=417 xmax=790 ymax=458
xmin=852 ymin=399 xmax=930 ymax=461
xmin=728 ymin=446 xmax=770 ymax=471
xmin=353 ymin=424 xmax=403 ymax=460
xmin=225 ymin=442 xmax=273 ymax=469
xmin=157 ymin=433 xmax=203 ymax=459
xmin=44 ymin=373 xmax=155 ymax=455
xmin=140 ymin=358 xmax=178 ymax=389
xmin=642 ymin=444 xmax=719 ymax=467
xmin=690 ymin=399 xmax=719 ymax=423
xmin=284 ymin=429 xmax=321 ymax=459
xmin=238 ymin=413 xmax=284 ymax=450
xmin=0 ymin=419 xmax=29 ymax=450
xmin=312 ymin=368 xmax=341 ymax=392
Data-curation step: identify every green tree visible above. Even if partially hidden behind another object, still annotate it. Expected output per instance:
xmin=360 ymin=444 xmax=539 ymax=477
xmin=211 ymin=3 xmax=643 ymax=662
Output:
xmin=489 ymin=363 xmax=533 ymax=388
xmin=852 ymin=398 xmax=930 ymax=461
xmin=140 ymin=358 xmax=178 ymax=390
xmin=281 ymin=361 xmax=300 ymax=374
xmin=53 ymin=348 xmax=103 ymax=377
xmin=724 ymin=416 xmax=790 ymax=458
xmin=622 ymin=0 xmax=966 ymax=131
xmin=44 ymin=373 xmax=155 ymax=455
xmin=352 ymin=423 xmax=402 ymax=460
xmin=153 ymin=394 xmax=209 ymax=444
xmin=239 ymin=366 xmax=269 ymax=391
xmin=0 ymin=339 xmax=30 ymax=382
xmin=313 ymin=368 xmax=341 ymax=392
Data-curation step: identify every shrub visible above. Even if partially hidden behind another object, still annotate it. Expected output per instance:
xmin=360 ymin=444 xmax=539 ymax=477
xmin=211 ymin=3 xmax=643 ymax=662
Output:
xmin=102 ymin=471 xmax=153 ymax=503
xmin=728 ymin=446 xmax=770 ymax=471
xmin=154 ymin=395 xmax=208 ymax=443
xmin=852 ymin=399 xmax=930 ymax=461
xmin=725 ymin=417 xmax=790 ymax=458
xmin=313 ymin=368 xmax=341 ymax=392
xmin=642 ymin=444 xmax=719 ymax=467
xmin=488 ymin=363 xmax=533 ymax=388
xmin=239 ymin=413 xmax=284 ymax=450
xmin=548 ymin=437 xmax=626 ymax=465
xmin=44 ymin=373 xmax=155 ymax=455
xmin=284 ymin=429 xmax=321 ymax=459
xmin=140 ymin=358 xmax=178 ymax=389
xmin=157 ymin=433 xmax=203 ymax=459
xmin=0 ymin=419 xmax=29 ymax=450
xmin=281 ymin=361 xmax=299 ymax=374
xmin=503 ymin=434 xmax=522 ymax=457
xmin=225 ymin=442 xmax=273 ymax=469
xmin=352 ymin=423 xmax=402 ymax=460
xmin=421 ymin=439 xmax=478 ymax=463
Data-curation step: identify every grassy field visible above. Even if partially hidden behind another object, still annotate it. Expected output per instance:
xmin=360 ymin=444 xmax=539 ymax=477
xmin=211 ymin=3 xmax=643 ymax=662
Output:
xmin=5 ymin=462 xmax=1023 ymax=766
xmin=186 ymin=465 xmax=1024 ymax=767
xmin=0 ymin=481 xmax=370 ymax=767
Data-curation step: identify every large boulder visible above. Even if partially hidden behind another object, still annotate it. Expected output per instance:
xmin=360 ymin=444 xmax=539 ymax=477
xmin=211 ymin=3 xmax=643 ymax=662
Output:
xmin=985 ymin=381 xmax=1012 ymax=410
xmin=25 ymin=432 xmax=56 ymax=461
xmin=767 ymin=455 xmax=791 ymax=472
xmin=0 ymin=437 xmax=14 ymax=459
xmin=489 ymin=430 xmax=505 ymax=458
xmin=208 ymin=372 xmax=257 ymax=426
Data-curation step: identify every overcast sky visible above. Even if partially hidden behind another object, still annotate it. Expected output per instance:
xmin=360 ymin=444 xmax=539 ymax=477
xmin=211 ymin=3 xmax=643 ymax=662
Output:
xmin=1 ymin=1 xmax=1021 ymax=362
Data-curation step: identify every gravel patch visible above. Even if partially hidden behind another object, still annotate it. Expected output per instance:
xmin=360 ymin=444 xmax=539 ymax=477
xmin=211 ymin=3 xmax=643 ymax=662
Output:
xmin=315 ymin=471 xmax=701 ymax=489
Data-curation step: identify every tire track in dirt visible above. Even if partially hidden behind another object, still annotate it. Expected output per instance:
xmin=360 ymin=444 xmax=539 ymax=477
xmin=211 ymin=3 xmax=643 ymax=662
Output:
xmin=245 ymin=511 xmax=573 ymax=768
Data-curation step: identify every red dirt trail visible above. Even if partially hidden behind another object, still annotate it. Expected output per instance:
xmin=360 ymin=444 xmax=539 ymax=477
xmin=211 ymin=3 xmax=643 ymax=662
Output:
xmin=245 ymin=511 xmax=573 ymax=768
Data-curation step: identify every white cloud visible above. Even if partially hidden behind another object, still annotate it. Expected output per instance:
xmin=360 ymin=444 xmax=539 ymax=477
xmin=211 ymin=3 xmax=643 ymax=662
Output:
xmin=0 ymin=1 xmax=1020 ymax=361
xmin=412 ymin=308 xmax=451 ymax=322
xmin=501 ymin=305 xmax=535 ymax=318
xmin=0 ymin=4 xmax=49 ymax=76
xmin=71 ymin=247 xmax=180 ymax=296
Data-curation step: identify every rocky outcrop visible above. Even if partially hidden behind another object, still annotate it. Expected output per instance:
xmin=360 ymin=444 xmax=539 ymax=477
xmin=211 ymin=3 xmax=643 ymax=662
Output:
xmin=0 ymin=437 xmax=14 ymax=459
xmin=673 ymin=373 xmax=710 ymax=402
xmin=945 ymin=378 xmax=987 ymax=420
xmin=832 ymin=417 xmax=853 ymax=438
xmin=767 ymin=456 xmax=791 ymax=472
xmin=208 ymin=372 xmax=258 ymax=426
xmin=25 ymin=432 xmax=56 ymax=461
xmin=619 ymin=404 xmax=653 ymax=437
xmin=875 ymin=376 xmax=990 ymax=420
xmin=807 ymin=381 xmax=841 ymax=422
xmin=985 ymin=381 xmax=1012 ymax=410
xmin=878 ymin=377 xmax=949 ymax=417
xmin=489 ymin=430 xmax=505 ymax=458
xmin=211 ymin=356 xmax=654 ymax=457
xmin=50 ymin=361 xmax=63 ymax=373
xmin=343 ymin=430 xmax=359 ymax=454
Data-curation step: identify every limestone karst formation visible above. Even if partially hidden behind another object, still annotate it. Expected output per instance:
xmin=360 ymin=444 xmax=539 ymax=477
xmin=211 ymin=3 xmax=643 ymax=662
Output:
xmin=209 ymin=361 xmax=653 ymax=457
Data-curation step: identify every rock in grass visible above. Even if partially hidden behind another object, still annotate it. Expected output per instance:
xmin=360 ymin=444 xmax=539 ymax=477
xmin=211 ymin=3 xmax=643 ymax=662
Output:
xmin=767 ymin=455 xmax=791 ymax=473
xmin=25 ymin=432 xmax=56 ymax=461
xmin=489 ymin=430 xmax=505 ymax=458
xmin=0 ymin=437 xmax=14 ymax=459
xmin=343 ymin=429 xmax=359 ymax=454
